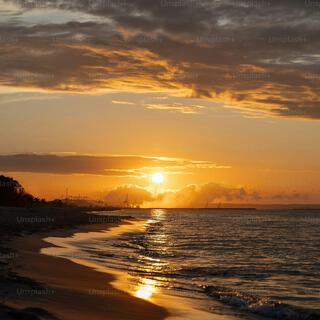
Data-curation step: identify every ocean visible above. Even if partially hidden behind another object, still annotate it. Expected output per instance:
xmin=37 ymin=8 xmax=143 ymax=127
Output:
xmin=43 ymin=209 xmax=320 ymax=320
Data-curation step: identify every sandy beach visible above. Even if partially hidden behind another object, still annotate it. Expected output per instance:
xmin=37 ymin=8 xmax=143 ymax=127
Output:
xmin=8 ymin=223 xmax=169 ymax=320
xmin=0 ymin=207 xmax=169 ymax=320
xmin=40 ymin=219 xmax=239 ymax=320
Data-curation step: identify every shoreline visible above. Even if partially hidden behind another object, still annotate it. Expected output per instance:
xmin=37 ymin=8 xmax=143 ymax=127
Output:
xmin=6 ymin=220 xmax=169 ymax=320
xmin=40 ymin=218 xmax=238 ymax=320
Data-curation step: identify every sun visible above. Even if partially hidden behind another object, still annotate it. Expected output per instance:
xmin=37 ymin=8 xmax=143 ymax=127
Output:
xmin=152 ymin=173 xmax=164 ymax=184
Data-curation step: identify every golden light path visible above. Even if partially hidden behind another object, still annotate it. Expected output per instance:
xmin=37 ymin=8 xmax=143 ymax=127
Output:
xmin=42 ymin=210 xmax=227 ymax=319
xmin=135 ymin=278 xmax=157 ymax=299
xmin=134 ymin=209 xmax=165 ymax=300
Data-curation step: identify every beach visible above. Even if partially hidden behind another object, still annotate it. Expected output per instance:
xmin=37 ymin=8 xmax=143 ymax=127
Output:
xmin=40 ymin=219 xmax=235 ymax=320
xmin=35 ymin=208 xmax=320 ymax=320
xmin=0 ymin=207 xmax=319 ymax=320
xmin=0 ymin=207 xmax=169 ymax=320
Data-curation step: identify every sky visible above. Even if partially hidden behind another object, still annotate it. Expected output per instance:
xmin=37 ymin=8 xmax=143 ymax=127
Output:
xmin=0 ymin=0 xmax=320 ymax=207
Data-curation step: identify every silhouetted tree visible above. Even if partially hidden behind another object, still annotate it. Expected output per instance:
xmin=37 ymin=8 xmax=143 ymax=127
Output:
xmin=0 ymin=175 xmax=36 ymax=207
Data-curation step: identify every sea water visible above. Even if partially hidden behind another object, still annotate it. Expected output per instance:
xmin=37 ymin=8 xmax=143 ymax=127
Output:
xmin=43 ymin=209 xmax=320 ymax=320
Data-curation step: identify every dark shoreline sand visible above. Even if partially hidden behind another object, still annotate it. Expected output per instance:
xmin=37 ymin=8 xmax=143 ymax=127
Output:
xmin=0 ymin=208 xmax=169 ymax=320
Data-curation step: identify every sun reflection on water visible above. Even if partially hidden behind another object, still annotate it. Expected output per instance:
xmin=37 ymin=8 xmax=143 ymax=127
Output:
xmin=135 ymin=209 xmax=168 ymax=300
xmin=151 ymin=208 xmax=166 ymax=219
xmin=135 ymin=278 xmax=157 ymax=300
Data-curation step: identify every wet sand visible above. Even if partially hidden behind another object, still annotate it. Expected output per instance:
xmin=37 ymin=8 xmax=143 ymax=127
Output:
xmin=7 ymin=222 xmax=169 ymax=320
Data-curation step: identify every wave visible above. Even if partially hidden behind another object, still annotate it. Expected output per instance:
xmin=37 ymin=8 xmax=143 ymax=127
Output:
xmin=178 ymin=266 xmax=271 ymax=279
xmin=204 ymin=286 xmax=320 ymax=320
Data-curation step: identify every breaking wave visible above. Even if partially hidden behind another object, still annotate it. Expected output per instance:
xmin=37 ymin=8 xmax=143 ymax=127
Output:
xmin=204 ymin=286 xmax=320 ymax=320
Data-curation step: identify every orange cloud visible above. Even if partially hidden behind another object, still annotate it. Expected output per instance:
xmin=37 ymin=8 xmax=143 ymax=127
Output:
xmin=0 ymin=153 xmax=227 ymax=176
xmin=1 ymin=1 xmax=320 ymax=119
xmin=104 ymin=183 xmax=310 ymax=208
xmin=145 ymin=103 xmax=204 ymax=114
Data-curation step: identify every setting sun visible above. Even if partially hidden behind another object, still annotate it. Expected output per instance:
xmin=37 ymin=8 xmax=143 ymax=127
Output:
xmin=152 ymin=173 xmax=164 ymax=185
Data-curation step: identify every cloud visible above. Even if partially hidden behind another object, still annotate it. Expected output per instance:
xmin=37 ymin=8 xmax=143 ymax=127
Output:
xmin=145 ymin=103 xmax=204 ymax=114
xmin=105 ymin=183 xmax=311 ymax=207
xmin=0 ymin=153 xmax=225 ymax=176
xmin=105 ymin=182 xmax=257 ymax=207
xmin=0 ymin=92 xmax=60 ymax=104
xmin=154 ymin=183 xmax=250 ymax=208
xmin=112 ymin=100 xmax=135 ymax=105
xmin=271 ymin=192 xmax=309 ymax=201
xmin=1 ymin=0 xmax=320 ymax=119
xmin=106 ymin=184 xmax=153 ymax=205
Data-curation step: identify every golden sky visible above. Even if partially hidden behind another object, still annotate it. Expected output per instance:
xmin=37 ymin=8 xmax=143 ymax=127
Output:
xmin=0 ymin=0 xmax=320 ymax=206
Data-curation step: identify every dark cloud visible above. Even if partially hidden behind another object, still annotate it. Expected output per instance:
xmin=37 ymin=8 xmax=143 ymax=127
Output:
xmin=1 ymin=0 xmax=320 ymax=118
xmin=0 ymin=153 xmax=220 ymax=176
